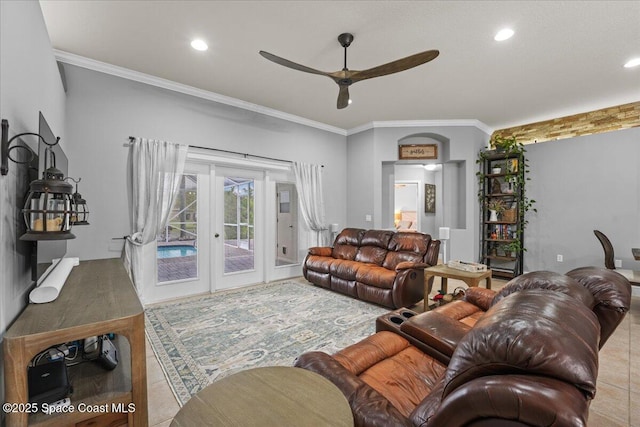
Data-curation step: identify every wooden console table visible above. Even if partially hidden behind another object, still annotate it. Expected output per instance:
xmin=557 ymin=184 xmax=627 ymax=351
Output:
xmin=3 ymin=258 xmax=148 ymax=427
xmin=424 ymin=264 xmax=492 ymax=311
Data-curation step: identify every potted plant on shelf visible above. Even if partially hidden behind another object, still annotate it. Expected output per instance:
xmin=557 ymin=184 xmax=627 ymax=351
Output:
xmin=491 ymin=135 xmax=519 ymax=152
xmin=487 ymin=198 xmax=506 ymax=222
xmin=501 ymin=240 xmax=523 ymax=258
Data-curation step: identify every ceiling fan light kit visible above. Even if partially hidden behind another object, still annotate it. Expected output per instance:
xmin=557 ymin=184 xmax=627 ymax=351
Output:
xmin=259 ymin=33 xmax=439 ymax=109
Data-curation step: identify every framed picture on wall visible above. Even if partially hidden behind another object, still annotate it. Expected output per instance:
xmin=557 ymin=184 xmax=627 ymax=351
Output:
xmin=425 ymin=184 xmax=436 ymax=213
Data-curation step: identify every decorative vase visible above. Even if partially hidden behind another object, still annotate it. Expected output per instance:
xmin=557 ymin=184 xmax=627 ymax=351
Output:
xmin=489 ymin=210 xmax=498 ymax=222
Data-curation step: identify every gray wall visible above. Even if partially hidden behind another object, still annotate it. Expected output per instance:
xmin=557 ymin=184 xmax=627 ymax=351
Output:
xmin=61 ymin=65 xmax=348 ymax=260
xmin=347 ymin=125 xmax=489 ymax=263
xmin=523 ymin=127 xmax=640 ymax=273
xmin=0 ymin=0 xmax=67 ymax=415
xmin=346 ymin=129 xmax=376 ymax=228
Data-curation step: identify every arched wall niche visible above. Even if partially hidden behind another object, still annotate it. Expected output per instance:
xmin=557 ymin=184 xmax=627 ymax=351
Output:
xmin=386 ymin=132 xmax=466 ymax=239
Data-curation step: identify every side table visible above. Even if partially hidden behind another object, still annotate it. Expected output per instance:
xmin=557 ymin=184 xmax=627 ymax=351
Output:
xmin=424 ymin=264 xmax=492 ymax=311
xmin=170 ymin=366 xmax=353 ymax=427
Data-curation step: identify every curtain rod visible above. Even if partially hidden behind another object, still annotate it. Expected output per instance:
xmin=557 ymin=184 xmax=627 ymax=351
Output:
xmin=128 ymin=136 xmax=323 ymax=167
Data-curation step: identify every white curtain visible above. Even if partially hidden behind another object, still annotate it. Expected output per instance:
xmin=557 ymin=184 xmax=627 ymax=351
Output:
xmin=293 ymin=162 xmax=328 ymax=246
xmin=123 ymin=138 xmax=188 ymax=294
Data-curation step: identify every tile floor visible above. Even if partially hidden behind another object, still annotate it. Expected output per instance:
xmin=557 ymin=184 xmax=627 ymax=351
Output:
xmin=145 ymin=276 xmax=640 ymax=426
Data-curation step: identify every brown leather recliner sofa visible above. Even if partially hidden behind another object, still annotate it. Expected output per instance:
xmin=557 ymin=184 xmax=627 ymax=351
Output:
xmin=375 ymin=267 xmax=631 ymax=363
xmin=303 ymin=228 xmax=440 ymax=309
xmin=295 ymin=285 xmax=616 ymax=427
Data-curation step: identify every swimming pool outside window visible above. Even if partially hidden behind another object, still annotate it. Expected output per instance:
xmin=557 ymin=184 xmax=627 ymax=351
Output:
xmin=157 ymin=174 xmax=198 ymax=283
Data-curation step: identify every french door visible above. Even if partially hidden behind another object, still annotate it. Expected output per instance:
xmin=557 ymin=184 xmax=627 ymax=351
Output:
xmin=149 ymin=162 xmax=211 ymax=303
xmin=148 ymin=160 xmax=301 ymax=304
xmin=213 ymin=167 xmax=264 ymax=290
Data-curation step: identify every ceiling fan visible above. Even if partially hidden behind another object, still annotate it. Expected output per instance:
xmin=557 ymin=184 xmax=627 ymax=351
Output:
xmin=259 ymin=33 xmax=439 ymax=109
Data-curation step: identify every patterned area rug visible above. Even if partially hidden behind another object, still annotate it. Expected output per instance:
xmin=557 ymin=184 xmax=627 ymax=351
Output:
xmin=145 ymin=279 xmax=388 ymax=405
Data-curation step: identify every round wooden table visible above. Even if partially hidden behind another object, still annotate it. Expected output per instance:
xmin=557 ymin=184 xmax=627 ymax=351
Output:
xmin=170 ymin=366 xmax=354 ymax=427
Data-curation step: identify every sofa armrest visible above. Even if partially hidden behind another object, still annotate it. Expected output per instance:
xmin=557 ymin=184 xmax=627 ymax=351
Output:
xmin=308 ymin=246 xmax=333 ymax=256
xmin=400 ymin=311 xmax=470 ymax=357
xmin=294 ymin=352 xmax=412 ymax=427
xmin=424 ymin=239 xmax=441 ymax=266
xmin=460 ymin=287 xmax=497 ymax=311
xmin=412 ymin=375 xmax=590 ymax=427
xmin=395 ymin=261 xmax=428 ymax=271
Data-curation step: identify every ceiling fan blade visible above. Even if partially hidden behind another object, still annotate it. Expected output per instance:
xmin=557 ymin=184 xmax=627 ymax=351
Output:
xmin=259 ymin=51 xmax=330 ymax=77
xmin=350 ymin=49 xmax=439 ymax=82
xmin=337 ymin=85 xmax=350 ymax=109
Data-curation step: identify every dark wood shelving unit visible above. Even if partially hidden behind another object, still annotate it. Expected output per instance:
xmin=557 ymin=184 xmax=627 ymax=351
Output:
xmin=479 ymin=151 xmax=525 ymax=279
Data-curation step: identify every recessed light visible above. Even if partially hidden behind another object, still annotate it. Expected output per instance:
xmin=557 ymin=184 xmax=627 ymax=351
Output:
xmin=494 ymin=28 xmax=514 ymax=42
xmin=624 ymin=58 xmax=640 ymax=68
xmin=191 ymin=39 xmax=208 ymax=51
xmin=348 ymin=99 xmax=353 ymax=105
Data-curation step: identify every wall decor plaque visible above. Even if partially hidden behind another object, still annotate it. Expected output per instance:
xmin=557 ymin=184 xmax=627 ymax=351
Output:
xmin=425 ymin=184 xmax=436 ymax=213
xmin=399 ymin=144 xmax=438 ymax=160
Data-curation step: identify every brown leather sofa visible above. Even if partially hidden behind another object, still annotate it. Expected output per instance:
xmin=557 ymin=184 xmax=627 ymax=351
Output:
xmin=375 ymin=267 xmax=631 ymax=363
xmin=303 ymin=228 xmax=440 ymax=309
xmin=295 ymin=287 xmax=610 ymax=427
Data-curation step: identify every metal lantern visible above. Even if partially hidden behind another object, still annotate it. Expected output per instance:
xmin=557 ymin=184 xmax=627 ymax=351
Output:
xmin=72 ymin=192 xmax=90 ymax=225
xmin=20 ymin=165 xmax=76 ymax=241
xmin=68 ymin=177 xmax=90 ymax=225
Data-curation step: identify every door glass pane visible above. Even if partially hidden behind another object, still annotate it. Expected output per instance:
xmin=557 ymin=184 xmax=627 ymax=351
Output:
xmin=224 ymin=177 xmax=254 ymax=273
xmin=276 ymin=183 xmax=298 ymax=266
xmin=157 ymin=174 xmax=198 ymax=283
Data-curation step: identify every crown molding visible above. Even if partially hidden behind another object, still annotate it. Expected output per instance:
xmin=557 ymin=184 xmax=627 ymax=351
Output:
xmin=53 ymin=50 xmax=347 ymax=136
xmin=347 ymin=120 xmax=493 ymax=136
xmin=54 ymin=50 xmax=493 ymax=139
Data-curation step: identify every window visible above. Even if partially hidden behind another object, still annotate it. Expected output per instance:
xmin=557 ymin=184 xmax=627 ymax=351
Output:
xmin=157 ymin=174 xmax=198 ymax=283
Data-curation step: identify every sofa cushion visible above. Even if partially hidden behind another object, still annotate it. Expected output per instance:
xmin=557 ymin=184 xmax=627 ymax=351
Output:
xmin=388 ymin=232 xmax=429 ymax=254
xmin=383 ymin=232 xmax=429 ymax=270
xmin=566 ymin=266 xmax=631 ymax=348
xmin=331 ymin=228 xmax=364 ymax=260
xmin=356 ymin=265 xmax=397 ymax=289
xmin=444 ymin=289 xmax=600 ymax=400
xmin=490 ymin=270 xmax=596 ymax=309
xmin=304 ymin=255 xmax=334 ymax=274
xmin=361 ymin=230 xmax=394 ymax=248
xmin=330 ymin=259 xmax=362 ymax=280
xmin=355 ymin=230 xmax=393 ymax=265
xmin=355 ymin=246 xmax=389 ymax=265
xmin=334 ymin=331 xmax=445 ymax=418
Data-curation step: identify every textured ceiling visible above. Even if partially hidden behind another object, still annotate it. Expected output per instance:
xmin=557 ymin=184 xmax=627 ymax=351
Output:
xmin=40 ymin=1 xmax=640 ymax=132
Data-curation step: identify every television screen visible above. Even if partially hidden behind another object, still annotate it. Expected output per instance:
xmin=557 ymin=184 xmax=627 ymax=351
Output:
xmin=33 ymin=112 xmax=68 ymax=284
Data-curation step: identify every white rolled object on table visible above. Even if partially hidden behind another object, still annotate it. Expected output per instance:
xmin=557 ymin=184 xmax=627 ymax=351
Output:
xmin=29 ymin=257 xmax=80 ymax=304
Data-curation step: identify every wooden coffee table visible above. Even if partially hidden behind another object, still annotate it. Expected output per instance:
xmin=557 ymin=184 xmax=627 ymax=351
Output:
xmin=424 ymin=264 xmax=492 ymax=311
xmin=170 ymin=366 xmax=353 ymax=427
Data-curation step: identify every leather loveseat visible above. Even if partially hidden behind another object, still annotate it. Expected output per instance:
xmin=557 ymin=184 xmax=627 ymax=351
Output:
xmin=376 ymin=267 xmax=631 ymax=363
xmin=303 ymin=228 xmax=440 ymax=309
xmin=295 ymin=286 xmax=616 ymax=427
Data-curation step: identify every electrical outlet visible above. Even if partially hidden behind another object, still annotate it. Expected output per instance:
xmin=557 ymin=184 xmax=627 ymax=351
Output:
xmin=615 ymin=259 xmax=622 ymax=268
xmin=557 ymin=254 xmax=563 ymax=262
xmin=365 ymin=214 xmax=372 ymax=222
